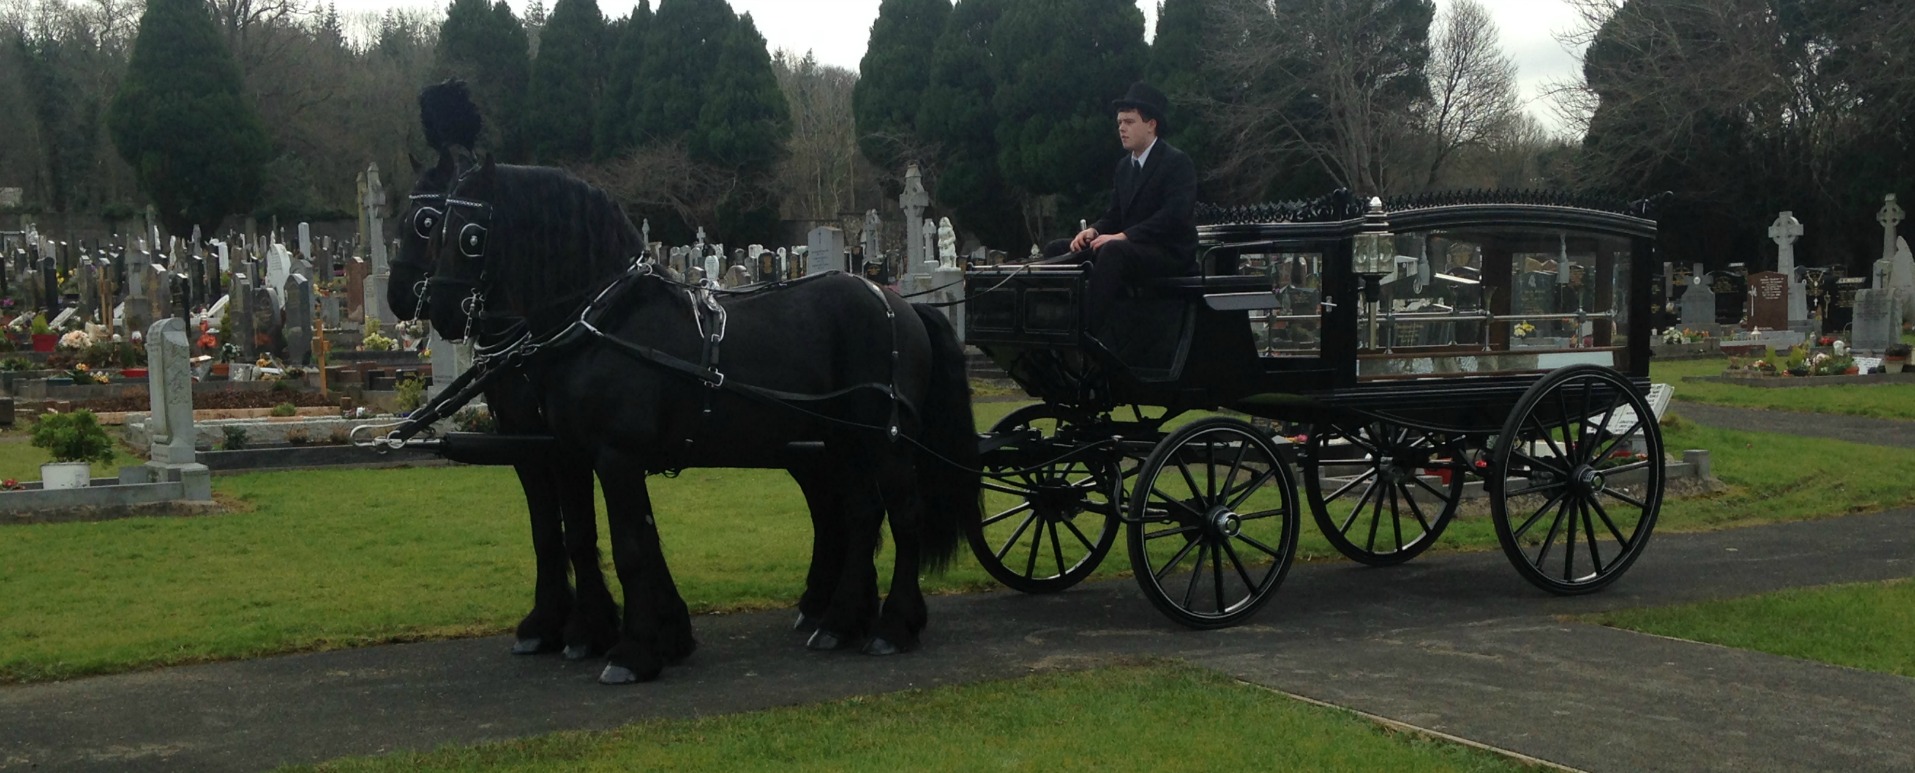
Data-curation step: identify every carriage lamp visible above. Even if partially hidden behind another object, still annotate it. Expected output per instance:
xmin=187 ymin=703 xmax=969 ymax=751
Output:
xmin=1352 ymin=197 xmax=1394 ymax=278
xmin=1352 ymin=197 xmax=1392 ymax=348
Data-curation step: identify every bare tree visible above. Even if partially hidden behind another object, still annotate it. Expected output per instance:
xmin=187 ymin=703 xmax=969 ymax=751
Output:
xmin=1418 ymin=0 xmax=1519 ymax=189
xmin=1206 ymin=0 xmax=1435 ymax=197
xmin=770 ymin=50 xmax=872 ymax=221
xmin=579 ymin=140 xmax=737 ymax=231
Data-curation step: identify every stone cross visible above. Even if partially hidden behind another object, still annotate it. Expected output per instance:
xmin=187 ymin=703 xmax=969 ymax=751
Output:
xmin=1879 ymin=194 xmax=1904 ymax=262
xmin=1768 ymin=211 xmax=1807 ymax=328
xmin=900 ymin=164 xmax=931 ymax=271
xmin=145 ymin=318 xmax=197 ymax=465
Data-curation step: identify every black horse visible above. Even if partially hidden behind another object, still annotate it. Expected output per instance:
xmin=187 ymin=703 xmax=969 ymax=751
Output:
xmin=394 ymin=82 xmax=894 ymax=660
xmin=389 ymin=83 xmax=618 ymax=659
xmin=424 ymin=152 xmax=979 ymax=683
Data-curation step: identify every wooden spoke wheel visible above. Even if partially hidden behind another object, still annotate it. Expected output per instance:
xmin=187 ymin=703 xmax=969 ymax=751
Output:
xmin=1488 ymin=365 xmax=1664 ymax=594
xmin=1126 ymin=417 xmax=1299 ymax=629
xmin=970 ymin=404 xmax=1122 ymax=594
xmin=1302 ymin=422 xmax=1468 ymax=566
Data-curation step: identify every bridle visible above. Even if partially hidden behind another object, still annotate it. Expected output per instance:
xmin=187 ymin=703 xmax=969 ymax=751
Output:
xmin=397 ymin=190 xmax=446 ymax=321
xmin=424 ymin=160 xmax=496 ymax=342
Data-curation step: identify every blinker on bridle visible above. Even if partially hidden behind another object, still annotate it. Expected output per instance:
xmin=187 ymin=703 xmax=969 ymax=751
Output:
xmin=427 ymin=189 xmax=495 ymax=341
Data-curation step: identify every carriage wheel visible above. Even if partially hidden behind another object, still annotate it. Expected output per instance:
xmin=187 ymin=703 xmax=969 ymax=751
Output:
xmin=1489 ymin=365 xmax=1663 ymax=594
xmin=1303 ymin=422 xmax=1467 ymax=566
xmin=1126 ymin=417 xmax=1299 ymax=629
xmin=970 ymin=404 xmax=1122 ymax=594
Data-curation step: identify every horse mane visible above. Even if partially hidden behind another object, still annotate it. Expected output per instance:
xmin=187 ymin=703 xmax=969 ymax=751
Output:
xmin=483 ymin=164 xmax=646 ymax=320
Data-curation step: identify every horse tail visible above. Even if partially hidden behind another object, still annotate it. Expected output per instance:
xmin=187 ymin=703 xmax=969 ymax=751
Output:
xmin=909 ymin=302 xmax=979 ymax=572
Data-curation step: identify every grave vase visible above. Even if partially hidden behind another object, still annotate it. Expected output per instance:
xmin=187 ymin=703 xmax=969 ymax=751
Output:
xmin=31 ymin=333 xmax=56 ymax=352
xmin=39 ymin=461 xmax=91 ymax=490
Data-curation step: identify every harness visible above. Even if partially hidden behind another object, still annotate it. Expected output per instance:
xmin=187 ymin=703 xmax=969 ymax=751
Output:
xmin=368 ymin=262 xmax=909 ymax=464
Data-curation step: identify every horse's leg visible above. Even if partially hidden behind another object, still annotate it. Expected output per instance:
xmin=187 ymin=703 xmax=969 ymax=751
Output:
xmin=510 ymin=462 xmax=572 ymax=655
xmin=867 ymin=451 xmax=930 ymax=656
xmin=596 ymin=449 xmax=694 ymax=684
xmin=805 ymin=451 xmax=883 ymax=651
xmin=555 ymin=459 xmax=620 ymax=661
xmin=788 ymin=457 xmax=843 ymax=633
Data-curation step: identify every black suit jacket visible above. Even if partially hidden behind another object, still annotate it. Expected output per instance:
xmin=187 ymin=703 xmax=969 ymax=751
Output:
xmin=1089 ymin=139 xmax=1199 ymax=261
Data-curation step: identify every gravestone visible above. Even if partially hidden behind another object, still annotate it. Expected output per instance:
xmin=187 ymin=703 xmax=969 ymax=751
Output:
xmin=40 ymin=254 xmax=56 ymax=316
xmin=861 ymin=210 xmax=883 ymax=278
xmin=1852 ymin=288 xmax=1898 ymax=353
xmin=284 ymin=275 xmax=314 ymax=366
xmin=140 ymin=317 xmax=212 ymax=501
xmin=1747 ymin=271 xmax=1789 ymax=330
xmin=144 ymin=318 xmax=197 ymax=465
xmin=266 ymin=244 xmax=291 ymax=307
xmin=1711 ymin=266 xmax=1746 ymax=325
xmin=1679 ymin=280 xmax=1715 ymax=329
xmin=807 ymin=226 xmax=843 ymax=277
xmin=1815 ymin=275 xmax=1861 ymax=332
xmin=76 ymin=264 xmax=99 ymax=322
xmin=252 ymin=284 xmax=280 ymax=358
xmin=230 ymin=274 xmax=255 ymax=357
xmin=703 ymin=252 xmax=721 ymax=284
xmin=146 ymin=264 xmax=171 ymax=325
xmin=298 ymin=222 xmax=312 ymax=260
xmin=1768 ymin=211 xmax=1808 ymax=329
xmin=345 ymin=257 xmax=367 ymax=321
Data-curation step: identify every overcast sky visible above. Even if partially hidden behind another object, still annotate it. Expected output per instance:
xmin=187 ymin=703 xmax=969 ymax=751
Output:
xmin=346 ymin=0 xmax=1586 ymax=132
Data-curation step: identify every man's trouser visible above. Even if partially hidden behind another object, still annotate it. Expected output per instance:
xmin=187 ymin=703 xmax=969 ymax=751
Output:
xmin=1042 ymin=238 xmax=1196 ymax=333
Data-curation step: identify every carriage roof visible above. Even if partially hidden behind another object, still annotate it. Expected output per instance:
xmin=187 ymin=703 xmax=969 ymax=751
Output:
xmin=1195 ymin=190 xmax=1662 ymax=245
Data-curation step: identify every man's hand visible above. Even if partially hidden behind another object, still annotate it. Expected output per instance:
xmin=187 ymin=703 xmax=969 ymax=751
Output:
xmin=1069 ymin=227 xmax=1099 ymax=252
xmin=1089 ymin=232 xmax=1128 ymax=250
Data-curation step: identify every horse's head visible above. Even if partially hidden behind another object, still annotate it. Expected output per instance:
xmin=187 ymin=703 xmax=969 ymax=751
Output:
xmin=390 ymin=151 xmax=457 ymax=322
xmin=425 ymin=152 xmax=500 ymax=340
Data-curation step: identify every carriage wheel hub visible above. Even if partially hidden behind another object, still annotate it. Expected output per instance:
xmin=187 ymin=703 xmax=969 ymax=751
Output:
xmin=1207 ymin=507 xmax=1242 ymax=538
xmin=1576 ymin=466 xmax=1606 ymax=494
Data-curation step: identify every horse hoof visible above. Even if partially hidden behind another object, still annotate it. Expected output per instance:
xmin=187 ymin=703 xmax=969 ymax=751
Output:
xmin=793 ymin=612 xmax=820 ymax=632
xmin=806 ymin=629 xmax=846 ymax=651
xmin=563 ymin=644 xmax=595 ymax=661
xmin=862 ymin=637 xmax=903 ymax=656
xmin=598 ymin=663 xmax=657 ymax=684
xmin=511 ymin=638 xmax=547 ymax=655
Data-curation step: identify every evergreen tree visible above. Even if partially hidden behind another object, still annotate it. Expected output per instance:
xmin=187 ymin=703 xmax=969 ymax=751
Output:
xmin=630 ymin=0 xmax=735 ymax=146
xmin=107 ymin=0 xmax=271 ymax=234
xmin=524 ymin=0 xmax=605 ymax=164
xmin=853 ymin=0 xmax=949 ymax=179
xmin=917 ymin=0 xmax=1024 ymax=249
xmin=595 ymin=1 xmax=651 ymax=159
xmin=437 ymin=0 xmax=531 ymax=161
xmin=990 ymin=0 xmax=1146 ymax=218
xmin=1145 ymin=0 xmax=1220 ymax=190
xmin=695 ymin=13 xmax=791 ymax=242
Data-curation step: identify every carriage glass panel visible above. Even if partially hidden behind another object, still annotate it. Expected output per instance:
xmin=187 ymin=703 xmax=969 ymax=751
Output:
xmin=1354 ymin=227 xmax=1632 ymax=377
xmin=1236 ymin=250 xmax=1325 ymax=357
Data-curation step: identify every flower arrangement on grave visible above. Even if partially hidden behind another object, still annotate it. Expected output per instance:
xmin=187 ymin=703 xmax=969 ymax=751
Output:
xmin=57 ymin=329 xmax=93 ymax=351
xmin=1 ymin=479 xmax=24 ymax=491
xmin=0 ymin=356 xmax=33 ymax=372
xmin=29 ymin=314 xmax=51 ymax=336
xmin=30 ymin=410 xmax=115 ymax=465
xmin=67 ymin=363 xmax=108 ymax=385
xmin=1513 ymin=321 xmax=1536 ymax=338
xmin=361 ymin=317 xmax=397 ymax=352
xmin=218 ymin=342 xmax=240 ymax=363
xmin=1810 ymin=352 xmax=1855 ymax=376
xmin=1783 ymin=344 xmax=1812 ymax=376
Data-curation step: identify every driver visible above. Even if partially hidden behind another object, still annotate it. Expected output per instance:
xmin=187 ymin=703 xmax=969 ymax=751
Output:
xmin=1043 ymin=81 xmax=1200 ymax=340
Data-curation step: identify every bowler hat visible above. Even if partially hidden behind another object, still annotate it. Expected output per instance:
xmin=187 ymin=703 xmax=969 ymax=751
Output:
xmin=1111 ymin=82 xmax=1170 ymax=133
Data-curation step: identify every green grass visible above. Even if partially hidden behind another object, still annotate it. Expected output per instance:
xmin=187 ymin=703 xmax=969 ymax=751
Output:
xmin=7 ymin=399 xmax=1915 ymax=683
xmin=1591 ymin=579 xmax=1915 ymax=678
xmin=1650 ymin=356 xmax=1915 ymax=420
xmin=290 ymin=663 xmax=1529 ymax=773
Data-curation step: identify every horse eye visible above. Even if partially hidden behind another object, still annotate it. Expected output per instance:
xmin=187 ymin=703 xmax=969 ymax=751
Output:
xmin=414 ymin=207 xmax=441 ymax=239
xmin=459 ymin=222 xmax=487 ymax=259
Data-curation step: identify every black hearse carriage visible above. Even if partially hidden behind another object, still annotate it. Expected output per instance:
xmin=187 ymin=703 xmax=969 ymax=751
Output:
xmin=965 ymin=190 xmax=1666 ymax=628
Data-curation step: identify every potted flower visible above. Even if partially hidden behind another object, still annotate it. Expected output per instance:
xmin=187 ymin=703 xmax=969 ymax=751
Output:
xmin=30 ymin=410 xmax=115 ymax=490
xmin=29 ymin=314 xmax=56 ymax=352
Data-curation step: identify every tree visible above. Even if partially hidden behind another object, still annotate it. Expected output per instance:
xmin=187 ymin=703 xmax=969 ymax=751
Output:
xmin=918 ymin=0 xmax=1024 ymax=248
xmin=1208 ymin=0 xmax=1436 ymax=197
xmin=989 ymin=0 xmax=1146 ymax=216
xmin=437 ymin=0 xmax=530 ymax=162
xmin=1144 ymin=0 xmax=1223 ymax=191
xmin=853 ymin=0 xmax=948 ymax=184
xmin=694 ymin=12 xmax=791 ymax=242
xmin=1417 ymin=0 xmax=1520 ymax=189
xmin=628 ymin=0 xmax=734 ymax=148
xmin=524 ymin=0 xmax=604 ymax=164
xmin=772 ymin=50 xmax=865 ymax=220
xmin=594 ymin=1 xmax=650 ymax=160
xmin=107 ymin=0 xmax=271 ymax=234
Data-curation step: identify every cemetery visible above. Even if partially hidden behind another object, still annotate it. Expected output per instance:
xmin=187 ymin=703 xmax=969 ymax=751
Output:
xmin=5 ymin=0 xmax=1915 ymax=769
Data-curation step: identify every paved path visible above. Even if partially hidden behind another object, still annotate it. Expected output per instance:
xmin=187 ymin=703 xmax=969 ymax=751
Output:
xmin=1674 ymin=402 xmax=1915 ymax=448
xmin=4 ymin=511 xmax=1913 ymax=772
